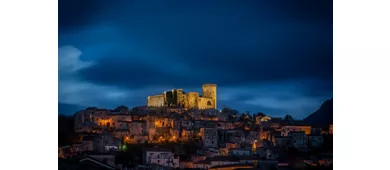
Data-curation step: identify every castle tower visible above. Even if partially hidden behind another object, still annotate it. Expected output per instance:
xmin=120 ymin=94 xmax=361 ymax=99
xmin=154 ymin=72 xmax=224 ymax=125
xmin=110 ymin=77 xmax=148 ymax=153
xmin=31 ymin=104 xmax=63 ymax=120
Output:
xmin=175 ymin=89 xmax=184 ymax=107
xmin=202 ymin=84 xmax=217 ymax=109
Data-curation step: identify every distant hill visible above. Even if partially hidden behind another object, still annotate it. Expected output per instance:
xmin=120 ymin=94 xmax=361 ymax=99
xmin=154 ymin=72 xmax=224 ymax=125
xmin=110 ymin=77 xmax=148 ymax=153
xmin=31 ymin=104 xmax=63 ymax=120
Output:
xmin=304 ymin=98 xmax=333 ymax=127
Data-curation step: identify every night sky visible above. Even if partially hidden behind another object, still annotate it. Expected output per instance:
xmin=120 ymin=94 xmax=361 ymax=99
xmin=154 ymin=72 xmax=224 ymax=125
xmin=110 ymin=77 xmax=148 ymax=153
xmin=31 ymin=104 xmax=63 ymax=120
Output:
xmin=58 ymin=0 xmax=333 ymax=119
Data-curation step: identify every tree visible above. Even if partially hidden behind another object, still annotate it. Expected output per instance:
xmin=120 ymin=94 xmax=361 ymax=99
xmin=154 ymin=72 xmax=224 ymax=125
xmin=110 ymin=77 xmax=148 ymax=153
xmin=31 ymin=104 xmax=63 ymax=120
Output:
xmin=256 ymin=112 xmax=266 ymax=117
xmin=284 ymin=114 xmax=294 ymax=122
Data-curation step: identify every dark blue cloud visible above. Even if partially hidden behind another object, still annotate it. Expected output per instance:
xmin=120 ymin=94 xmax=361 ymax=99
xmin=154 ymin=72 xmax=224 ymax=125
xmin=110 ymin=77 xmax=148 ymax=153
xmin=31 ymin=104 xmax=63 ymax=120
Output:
xmin=58 ymin=0 xmax=333 ymax=118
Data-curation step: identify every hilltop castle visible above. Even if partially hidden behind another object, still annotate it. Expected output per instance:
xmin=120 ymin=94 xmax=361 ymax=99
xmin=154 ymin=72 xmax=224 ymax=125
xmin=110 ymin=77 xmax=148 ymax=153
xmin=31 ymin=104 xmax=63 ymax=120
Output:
xmin=147 ymin=84 xmax=217 ymax=110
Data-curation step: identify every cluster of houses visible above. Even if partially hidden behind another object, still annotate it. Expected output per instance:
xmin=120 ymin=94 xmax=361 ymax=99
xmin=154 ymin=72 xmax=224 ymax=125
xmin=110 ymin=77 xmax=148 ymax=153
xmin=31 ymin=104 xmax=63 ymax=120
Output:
xmin=59 ymin=105 xmax=333 ymax=170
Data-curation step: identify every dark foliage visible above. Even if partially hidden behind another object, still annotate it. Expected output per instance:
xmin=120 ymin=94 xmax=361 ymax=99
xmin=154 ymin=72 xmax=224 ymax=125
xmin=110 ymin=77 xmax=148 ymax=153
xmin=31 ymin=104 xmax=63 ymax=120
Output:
xmin=58 ymin=114 xmax=79 ymax=146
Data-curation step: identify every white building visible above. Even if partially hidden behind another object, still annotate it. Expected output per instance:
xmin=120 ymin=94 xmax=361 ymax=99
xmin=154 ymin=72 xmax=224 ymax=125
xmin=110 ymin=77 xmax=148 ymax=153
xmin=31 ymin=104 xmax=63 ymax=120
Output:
xmin=200 ymin=128 xmax=218 ymax=148
xmin=143 ymin=148 xmax=179 ymax=168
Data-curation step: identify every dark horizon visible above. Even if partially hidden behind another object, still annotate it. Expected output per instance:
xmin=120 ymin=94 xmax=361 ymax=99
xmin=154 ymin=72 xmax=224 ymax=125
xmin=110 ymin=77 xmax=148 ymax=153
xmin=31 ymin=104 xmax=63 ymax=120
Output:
xmin=59 ymin=0 xmax=333 ymax=119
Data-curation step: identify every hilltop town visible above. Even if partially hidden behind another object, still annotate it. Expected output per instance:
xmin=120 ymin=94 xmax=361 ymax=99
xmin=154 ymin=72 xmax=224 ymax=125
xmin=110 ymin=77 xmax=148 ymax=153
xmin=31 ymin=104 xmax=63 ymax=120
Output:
xmin=58 ymin=85 xmax=333 ymax=170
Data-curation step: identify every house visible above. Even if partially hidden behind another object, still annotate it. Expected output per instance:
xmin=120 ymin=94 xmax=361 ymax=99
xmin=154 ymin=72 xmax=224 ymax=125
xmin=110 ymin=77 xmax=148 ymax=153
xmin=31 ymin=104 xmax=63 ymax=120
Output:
xmin=72 ymin=143 xmax=83 ymax=153
xmin=93 ymin=134 xmax=121 ymax=153
xmin=180 ymin=158 xmax=194 ymax=169
xmin=311 ymin=127 xmax=323 ymax=135
xmin=225 ymin=129 xmax=246 ymax=144
xmin=281 ymin=125 xmax=311 ymax=136
xmin=113 ymin=129 xmax=129 ymax=138
xmin=209 ymin=156 xmax=240 ymax=167
xmin=108 ymin=114 xmax=132 ymax=128
xmin=288 ymin=131 xmax=307 ymax=149
xmin=255 ymin=115 xmax=272 ymax=125
xmin=216 ymin=121 xmax=234 ymax=130
xmin=245 ymin=131 xmax=260 ymax=145
xmin=200 ymin=128 xmax=218 ymax=148
xmin=133 ymin=135 xmax=149 ymax=144
xmin=260 ymin=128 xmax=272 ymax=141
xmin=228 ymin=148 xmax=252 ymax=156
xmin=174 ymin=119 xmax=194 ymax=130
xmin=115 ymin=120 xmax=130 ymax=130
xmin=219 ymin=142 xmax=239 ymax=156
xmin=273 ymin=136 xmax=292 ymax=148
xmin=75 ymin=121 xmax=99 ymax=133
xmin=179 ymin=129 xmax=195 ymax=141
xmin=193 ymin=159 xmax=212 ymax=169
xmin=154 ymin=117 xmax=174 ymax=128
xmin=143 ymin=148 xmax=179 ymax=168
xmin=192 ymin=155 xmax=207 ymax=162
xmin=195 ymin=120 xmax=217 ymax=129
xmin=261 ymin=117 xmax=283 ymax=130
xmin=129 ymin=120 xmax=146 ymax=136
xmin=81 ymin=136 xmax=94 ymax=152
xmin=308 ymin=135 xmax=324 ymax=147
xmin=166 ymin=106 xmax=186 ymax=114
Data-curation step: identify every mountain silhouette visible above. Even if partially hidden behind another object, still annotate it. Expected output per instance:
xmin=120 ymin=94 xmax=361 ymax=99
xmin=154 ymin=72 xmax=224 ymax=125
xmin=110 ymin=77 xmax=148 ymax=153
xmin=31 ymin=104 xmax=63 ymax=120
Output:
xmin=304 ymin=98 xmax=333 ymax=127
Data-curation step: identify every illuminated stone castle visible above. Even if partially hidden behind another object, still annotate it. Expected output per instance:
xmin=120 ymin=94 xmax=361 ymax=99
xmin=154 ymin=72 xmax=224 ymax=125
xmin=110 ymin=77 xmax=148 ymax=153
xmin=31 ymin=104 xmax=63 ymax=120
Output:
xmin=147 ymin=84 xmax=217 ymax=110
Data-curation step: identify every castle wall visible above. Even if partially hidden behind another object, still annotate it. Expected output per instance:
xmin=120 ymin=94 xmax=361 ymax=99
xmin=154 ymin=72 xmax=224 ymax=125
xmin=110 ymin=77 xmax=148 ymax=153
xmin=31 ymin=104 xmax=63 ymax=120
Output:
xmin=186 ymin=92 xmax=199 ymax=109
xmin=146 ymin=84 xmax=217 ymax=110
xmin=147 ymin=95 xmax=165 ymax=107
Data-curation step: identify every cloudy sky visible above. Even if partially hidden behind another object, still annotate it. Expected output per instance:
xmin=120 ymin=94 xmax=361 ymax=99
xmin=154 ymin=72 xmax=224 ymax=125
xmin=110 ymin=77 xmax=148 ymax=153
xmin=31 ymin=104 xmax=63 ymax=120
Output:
xmin=58 ymin=0 xmax=333 ymax=119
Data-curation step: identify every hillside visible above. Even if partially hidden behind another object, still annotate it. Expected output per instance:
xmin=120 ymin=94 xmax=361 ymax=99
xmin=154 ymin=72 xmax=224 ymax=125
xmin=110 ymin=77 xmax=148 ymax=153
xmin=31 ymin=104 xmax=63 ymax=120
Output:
xmin=304 ymin=98 xmax=333 ymax=127
xmin=58 ymin=114 xmax=79 ymax=146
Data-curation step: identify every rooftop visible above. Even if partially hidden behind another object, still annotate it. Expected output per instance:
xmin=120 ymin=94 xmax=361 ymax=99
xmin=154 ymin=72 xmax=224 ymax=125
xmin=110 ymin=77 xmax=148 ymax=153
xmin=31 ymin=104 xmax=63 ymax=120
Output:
xmin=209 ymin=163 xmax=253 ymax=169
